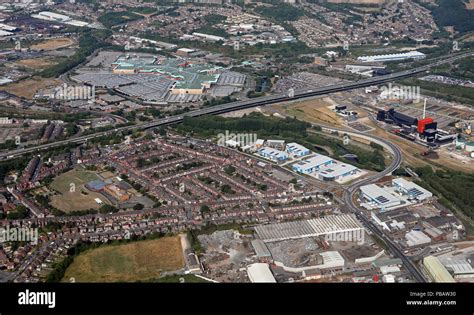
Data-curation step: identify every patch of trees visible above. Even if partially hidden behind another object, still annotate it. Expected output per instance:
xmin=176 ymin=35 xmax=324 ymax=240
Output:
xmin=430 ymin=0 xmax=474 ymax=33
xmin=416 ymin=166 xmax=474 ymax=220
xmin=98 ymin=11 xmax=143 ymax=28
xmin=6 ymin=205 xmax=29 ymax=220
xmin=0 ymin=156 xmax=29 ymax=184
xmin=41 ymin=30 xmax=111 ymax=78
xmin=178 ymin=112 xmax=310 ymax=138
xmin=255 ymin=3 xmax=305 ymax=21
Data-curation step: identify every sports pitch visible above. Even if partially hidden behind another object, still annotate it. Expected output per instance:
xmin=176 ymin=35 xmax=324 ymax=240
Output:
xmin=49 ymin=169 xmax=109 ymax=212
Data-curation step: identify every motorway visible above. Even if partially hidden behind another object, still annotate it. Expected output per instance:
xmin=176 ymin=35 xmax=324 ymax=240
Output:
xmin=1 ymin=50 xmax=472 ymax=161
xmin=2 ymin=51 xmax=471 ymax=282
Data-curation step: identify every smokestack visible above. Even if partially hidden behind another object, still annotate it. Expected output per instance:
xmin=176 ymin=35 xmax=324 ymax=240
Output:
xmin=423 ymin=98 xmax=427 ymax=119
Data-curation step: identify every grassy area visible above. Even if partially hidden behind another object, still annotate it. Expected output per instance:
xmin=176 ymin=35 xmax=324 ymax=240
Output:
xmin=2 ymin=77 xmax=61 ymax=99
xmin=50 ymin=169 xmax=98 ymax=193
xmin=30 ymin=37 xmax=75 ymax=51
xmin=49 ymin=169 xmax=110 ymax=212
xmin=62 ymin=237 xmax=184 ymax=282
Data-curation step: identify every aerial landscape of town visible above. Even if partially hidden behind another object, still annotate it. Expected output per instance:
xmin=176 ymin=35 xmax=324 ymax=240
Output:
xmin=0 ymin=0 xmax=473 ymax=312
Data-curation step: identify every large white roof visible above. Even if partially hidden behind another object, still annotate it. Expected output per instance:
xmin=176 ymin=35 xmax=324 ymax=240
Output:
xmin=247 ymin=263 xmax=276 ymax=283
xmin=255 ymin=214 xmax=364 ymax=242
xmin=360 ymin=184 xmax=400 ymax=206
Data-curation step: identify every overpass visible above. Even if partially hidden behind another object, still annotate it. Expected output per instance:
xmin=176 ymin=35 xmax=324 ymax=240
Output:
xmin=1 ymin=50 xmax=472 ymax=161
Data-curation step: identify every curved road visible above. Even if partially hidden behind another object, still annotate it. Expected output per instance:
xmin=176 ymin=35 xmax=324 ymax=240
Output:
xmin=1 ymin=50 xmax=472 ymax=161
xmin=2 ymin=50 xmax=468 ymax=282
xmin=314 ymin=124 xmax=425 ymax=282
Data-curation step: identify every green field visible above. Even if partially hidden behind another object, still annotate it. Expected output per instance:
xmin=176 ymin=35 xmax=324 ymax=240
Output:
xmin=49 ymin=169 xmax=109 ymax=212
xmin=62 ymin=237 xmax=185 ymax=282
xmin=50 ymin=169 xmax=98 ymax=193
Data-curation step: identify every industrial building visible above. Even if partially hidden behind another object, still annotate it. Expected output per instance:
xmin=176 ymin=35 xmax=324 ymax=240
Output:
xmin=377 ymin=108 xmax=457 ymax=146
xmin=360 ymin=178 xmax=433 ymax=211
xmin=251 ymin=239 xmax=272 ymax=260
xmin=266 ymin=139 xmax=285 ymax=150
xmin=405 ymin=230 xmax=431 ymax=247
xmin=357 ymin=51 xmax=426 ymax=63
xmin=438 ymin=250 xmax=474 ymax=280
xmin=256 ymin=147 xmax=288 ymax=161
xmin=317 ymin=163 xmax=359 ymax=181
xmin=246 ymin=263 xmax=276 ymax=283
xmin=392 ymin=178 xmax=432 ymax=201
xmin=31 ymin=11 xmax=89 ymax=27
xmin=286 ymin=142 xmax=310 ymax=157
xmin=191 ymin=32 xmax=225 ymax=42
xmin=423 ymin=256 xmax=455 ymax=283
xmin=255 ymin=214 xmax=364 ymax=243
xmin=360 ymin=184 xmax=402 ymax=210
xmin=292 ymin=154 xmax=333 ymax=174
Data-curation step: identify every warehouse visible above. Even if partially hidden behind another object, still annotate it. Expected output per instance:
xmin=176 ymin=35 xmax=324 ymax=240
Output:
xmin=33 ymin=11 xmax=71 ymax=23
xmin=256 ymin=147 xmax=288 ymax=161
xmin=292 ymin=154 xmax=333 ymax=174
xmin=251 ymin=239 xmax=272 ymax=260
xmin=357 ymin=51 xmax=426 ymax=63
xmin=317 ymin=163 xmax=358 ymax=181
xmin=246 ymin=263 xmax=276 ymax=283
xmin=360 ymin=184 xmax=402 ymax=211
xmin=255 ymin=214 xmax=364 ymax=243
xmin=423 ymin=256 xmax=455 ymax=283
xmin=192 ymin=32 xmax=225 ymax=42
xmin=286 ymin=142 xmax=310 ymax=157
xmin=439 ymin=256 xmax=474 ymax=279
xmin=405 ymin=230 xmax=431 ymax=247
xmin=392 ymin=178 xmax=432 ymax=201
xmin=266 ymin=139 xmax=285 ymax=150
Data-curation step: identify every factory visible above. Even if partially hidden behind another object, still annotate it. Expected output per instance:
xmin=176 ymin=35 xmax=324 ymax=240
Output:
xmin=405 ymin=230 xmax=431 ymax=247
xmin=286 ymin=142 xmax=310 ymax=157
xmin=392 ymin=177 xmax=432 ymax=201
xmin=360 ymin=178 xmax=432 ymax=211
xmin=317 ymin=163 xmax=359 ymax=181
xmin=256 ymin=147 xmax=288 ymax=161
xmin=377 ymin=107 xmax=457 ymax=146
xmin=360 ymin=184 xmax=402 ymax=211
xmin=191 ymin=32 xmax=225 ymax=42
xmin=423 ymin=256 xmax=455 ymax=283
xmin=438 ymin=248 xmax=474 ymax=280
xmin=357 ymin=51 xmax=426 ymax=63
xmin=292 ymin=153 xmax=361 ymax=182
xmin=31 ymin=11 xmax=89 ymax=27
xmin=255 ymin=214 xmax=364 ymax=243
xmin=292 ymin=154 xmax=333 ymax=174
